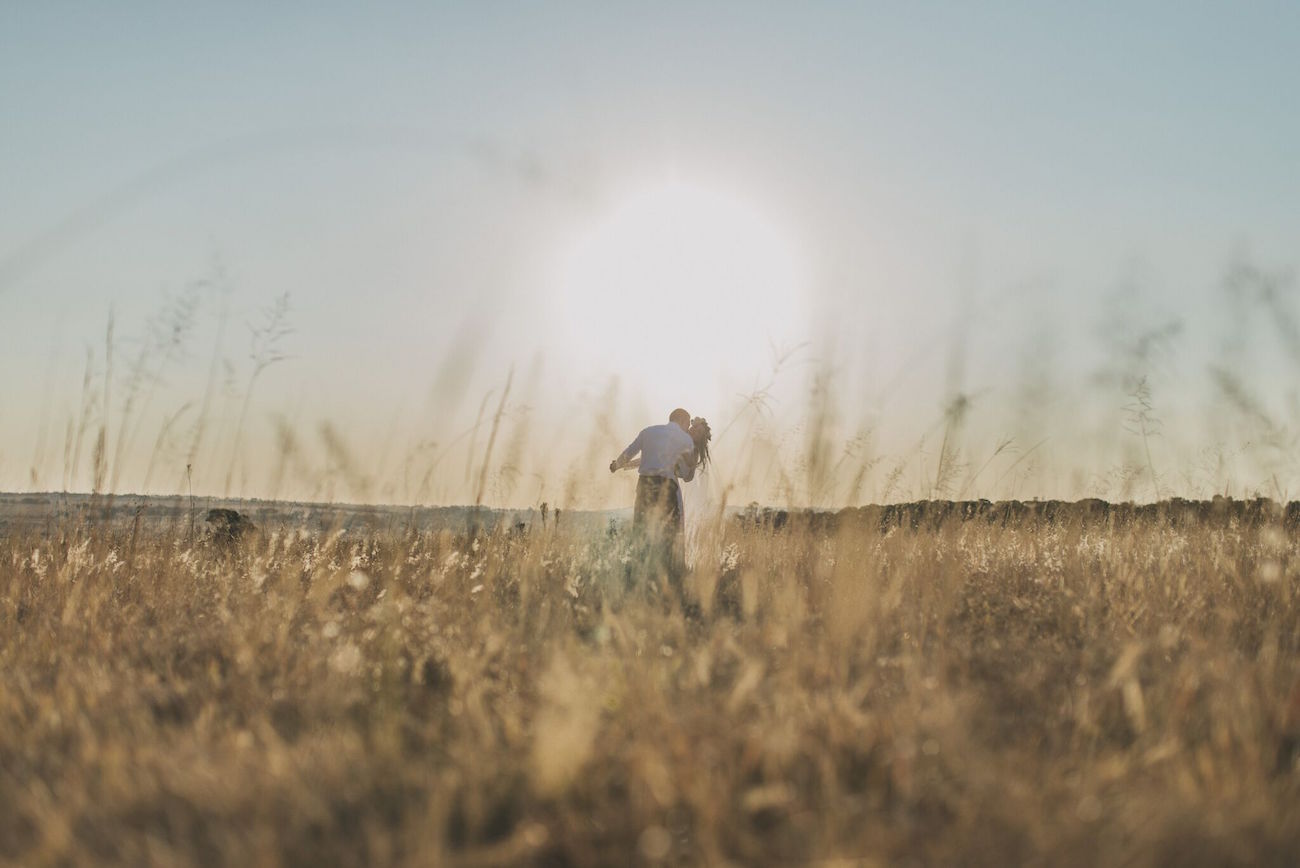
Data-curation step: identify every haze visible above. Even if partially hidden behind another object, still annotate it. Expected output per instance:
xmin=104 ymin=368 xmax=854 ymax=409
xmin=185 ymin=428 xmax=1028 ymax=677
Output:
xmin=2 ymin=2 xmax=1298 ymax=506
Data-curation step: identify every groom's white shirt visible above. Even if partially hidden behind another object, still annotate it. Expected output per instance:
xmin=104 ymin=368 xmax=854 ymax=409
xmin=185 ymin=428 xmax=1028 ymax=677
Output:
xmin=617 ymin=424 xmax=696 ymax=481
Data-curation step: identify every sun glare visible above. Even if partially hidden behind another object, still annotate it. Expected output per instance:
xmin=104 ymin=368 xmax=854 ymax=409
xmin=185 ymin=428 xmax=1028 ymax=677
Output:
xmin=554 ymin=181 xmax=807 ymax=407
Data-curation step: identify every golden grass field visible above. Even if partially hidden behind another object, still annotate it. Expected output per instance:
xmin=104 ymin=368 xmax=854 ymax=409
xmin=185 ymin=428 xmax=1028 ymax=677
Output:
xmin=3 ymin=502 xmax=1300 ymax=866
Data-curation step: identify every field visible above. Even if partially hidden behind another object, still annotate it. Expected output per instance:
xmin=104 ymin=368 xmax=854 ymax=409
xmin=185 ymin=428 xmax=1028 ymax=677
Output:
xmin=3 ymin=500 xmax=1300 ymax=866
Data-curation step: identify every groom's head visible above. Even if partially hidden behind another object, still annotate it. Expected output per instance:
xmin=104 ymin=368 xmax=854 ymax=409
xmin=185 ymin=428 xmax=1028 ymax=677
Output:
xmin=669 ymin=408 xmax=690 ymax=431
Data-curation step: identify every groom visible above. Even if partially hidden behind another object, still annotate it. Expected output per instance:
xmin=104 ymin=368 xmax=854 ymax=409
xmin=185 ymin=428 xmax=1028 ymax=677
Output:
xmin=609 ymin=408 xmax=697 ymax=546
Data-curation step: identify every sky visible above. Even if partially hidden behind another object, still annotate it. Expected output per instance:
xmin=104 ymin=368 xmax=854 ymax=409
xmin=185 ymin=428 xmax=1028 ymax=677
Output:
xmin=2 ymin=2 xmax=1299 ymax=506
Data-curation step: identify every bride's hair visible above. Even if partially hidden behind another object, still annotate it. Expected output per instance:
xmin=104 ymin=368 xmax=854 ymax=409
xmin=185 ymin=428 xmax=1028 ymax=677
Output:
xmin=689 ymin=417 xmax=712 ymax=471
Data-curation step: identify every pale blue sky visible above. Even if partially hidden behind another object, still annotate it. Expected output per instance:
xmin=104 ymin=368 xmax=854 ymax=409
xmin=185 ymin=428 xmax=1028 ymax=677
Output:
xmin=2 ymin=2 xmax=1298 ymax=502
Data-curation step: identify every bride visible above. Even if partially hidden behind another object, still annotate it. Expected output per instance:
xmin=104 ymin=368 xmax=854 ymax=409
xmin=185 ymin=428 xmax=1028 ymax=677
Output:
xmin=681 ymin=416 xmax=712 ymax=566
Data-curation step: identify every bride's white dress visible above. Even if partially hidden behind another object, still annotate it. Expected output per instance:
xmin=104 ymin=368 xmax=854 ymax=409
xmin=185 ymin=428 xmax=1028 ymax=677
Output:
xmin=681 ymin=468 xmax=714 ymax=568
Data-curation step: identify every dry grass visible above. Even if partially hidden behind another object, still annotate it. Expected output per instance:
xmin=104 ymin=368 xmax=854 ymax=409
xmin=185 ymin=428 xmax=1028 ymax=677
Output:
xmin=3 ymin=508 xmax=1300 ymax=866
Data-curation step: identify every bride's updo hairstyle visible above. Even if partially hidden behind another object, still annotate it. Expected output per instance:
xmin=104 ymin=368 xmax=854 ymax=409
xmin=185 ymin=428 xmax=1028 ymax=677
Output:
xmin=688 ymin=417 xmax=712 ymax=471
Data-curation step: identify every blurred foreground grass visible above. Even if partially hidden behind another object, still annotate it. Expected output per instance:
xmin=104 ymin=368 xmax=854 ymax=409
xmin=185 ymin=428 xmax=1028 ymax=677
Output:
xmin=3 ymin=508 xmax=1300 ymax=866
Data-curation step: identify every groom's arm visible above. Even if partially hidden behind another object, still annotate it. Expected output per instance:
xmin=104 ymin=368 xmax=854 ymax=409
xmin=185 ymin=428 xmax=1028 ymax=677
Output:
xmin=674 ymin=446 xmax=697 ymax=482
xmin=610 ymin=432 xmax=643 ymax=473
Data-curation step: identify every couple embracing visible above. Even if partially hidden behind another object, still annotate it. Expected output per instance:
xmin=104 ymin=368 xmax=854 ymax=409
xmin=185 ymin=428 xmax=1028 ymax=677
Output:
xmin=609 ymin=408 xmax=712 ymax=573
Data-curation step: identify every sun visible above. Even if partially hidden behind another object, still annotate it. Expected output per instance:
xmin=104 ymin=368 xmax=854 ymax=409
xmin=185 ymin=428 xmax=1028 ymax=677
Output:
xmin=553 ymin=180 xmax=807 ymax=409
